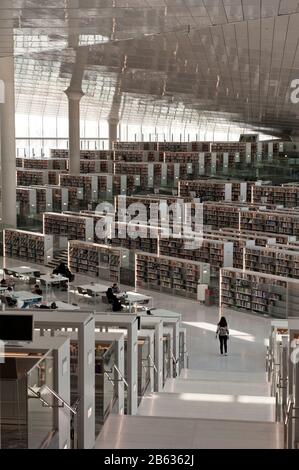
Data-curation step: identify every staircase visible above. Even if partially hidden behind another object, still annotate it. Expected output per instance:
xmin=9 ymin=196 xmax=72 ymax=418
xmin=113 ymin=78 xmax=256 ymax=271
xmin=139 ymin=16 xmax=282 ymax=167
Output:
xmin=138 ymin=368 xmax=276 ymax=423
xmin=47 ymin=250 xmax=68 ymax=268
xmin=96 ymin=367 xmax=283 ymax=449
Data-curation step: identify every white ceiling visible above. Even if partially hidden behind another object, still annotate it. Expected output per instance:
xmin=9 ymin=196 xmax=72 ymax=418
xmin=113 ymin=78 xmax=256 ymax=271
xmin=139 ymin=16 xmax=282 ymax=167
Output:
xmin=1 ymin=1 xmax=299 ymax=135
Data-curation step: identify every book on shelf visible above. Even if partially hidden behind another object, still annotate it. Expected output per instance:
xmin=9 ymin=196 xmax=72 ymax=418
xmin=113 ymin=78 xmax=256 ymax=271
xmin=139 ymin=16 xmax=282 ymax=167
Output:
xmin=43 ymin=212 xmax=94 ymax=241
xmin=68 ymin=240 xmax=123 ymax=281
xmin=4 ymin=229 xmax=53 ymax=264
xmin=220 ymin=267 xmax=299 ymax=318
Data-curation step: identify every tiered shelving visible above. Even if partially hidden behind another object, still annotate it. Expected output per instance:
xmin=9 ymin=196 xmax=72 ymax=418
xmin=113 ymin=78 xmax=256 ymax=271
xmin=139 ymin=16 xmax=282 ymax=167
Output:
xmin=244 ymin=245 xmax=299 ymax=279
xmin=136 ymin=252 xmax=209 ymax=299
xmin=43 ymin=212 xmax=94 ymax=241
xmin=68 ymin=240 xmax=123 ymax=281
xmin=220 ymin=267 xmax=299 ymax=318
xmin=4 ymin=229 xmax=53 ymax=264
xmin=252 ymin=184 xmax=299 ymax=207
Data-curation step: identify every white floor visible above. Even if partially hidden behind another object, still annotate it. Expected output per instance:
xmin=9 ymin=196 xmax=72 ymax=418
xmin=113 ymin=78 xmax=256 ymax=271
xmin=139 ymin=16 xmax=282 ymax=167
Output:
xmin=0 ymin=256 xmax=283 ymax=448
xmin=95 ymin=415 xmax=283 ymax=449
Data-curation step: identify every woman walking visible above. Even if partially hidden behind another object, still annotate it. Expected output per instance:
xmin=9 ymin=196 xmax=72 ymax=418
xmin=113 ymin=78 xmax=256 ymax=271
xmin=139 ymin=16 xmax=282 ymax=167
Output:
xmin=216 ymin=317 xmax=229 ymax=356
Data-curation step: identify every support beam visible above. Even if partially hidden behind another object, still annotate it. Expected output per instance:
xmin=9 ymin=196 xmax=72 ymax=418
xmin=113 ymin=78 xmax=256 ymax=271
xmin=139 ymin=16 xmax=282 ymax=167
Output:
xmin=65 ymin=88 xmax=84 ymax=174
xmin=0 ymin=49 xmax=17 ymax=228
xmin=109 ymin=120 xmax=118 ymax=150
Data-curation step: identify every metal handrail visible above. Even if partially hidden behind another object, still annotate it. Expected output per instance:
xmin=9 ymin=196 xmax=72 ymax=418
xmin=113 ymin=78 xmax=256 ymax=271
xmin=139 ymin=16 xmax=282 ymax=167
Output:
xmin=182 ymin=349 xmax=190 ymax=369
xmin=171 ymin=351 xmax=179 ymax=365
xmin=104 ymin=364 xmax=128 ymax=388
xmin=28 ymin=385 xmax=78 ymax=415
xmin=284 ymin=397 xmax=299 ymax=448
xmin=142 ymin=354 xmax=158 ymax=374
xmin=113 ymin=364 xmax=129 ymax=388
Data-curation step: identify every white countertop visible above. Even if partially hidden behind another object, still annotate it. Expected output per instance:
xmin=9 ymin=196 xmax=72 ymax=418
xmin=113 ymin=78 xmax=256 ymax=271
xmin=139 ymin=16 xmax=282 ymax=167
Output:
xmin=40 ymin=274 xmax=69 ymax=284
xmin=13 ymin=291 xmax=43 ymax=301
xmin=6 ymin=266 xmax=39 ymax=275
xmin=78 ymin=283 xmax=109 ymax=293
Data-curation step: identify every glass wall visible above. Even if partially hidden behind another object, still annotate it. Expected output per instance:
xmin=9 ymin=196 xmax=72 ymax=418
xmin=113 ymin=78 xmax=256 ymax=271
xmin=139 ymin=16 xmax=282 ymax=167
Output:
xmin=16 ymin=113 xmax=276 ymax=157
xmin=15 ymin=113 xmax=110 ymax=157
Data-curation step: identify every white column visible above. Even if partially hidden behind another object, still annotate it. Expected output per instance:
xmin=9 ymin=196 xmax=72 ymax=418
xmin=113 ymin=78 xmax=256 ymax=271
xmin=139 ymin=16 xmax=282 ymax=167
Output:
xmin=108 ymin=120 xmax=118 ymax=150
xmin=65 ymin=88 xmax=84 ymax=174
xmin=0 ymin=49 xmax=17 ymax=228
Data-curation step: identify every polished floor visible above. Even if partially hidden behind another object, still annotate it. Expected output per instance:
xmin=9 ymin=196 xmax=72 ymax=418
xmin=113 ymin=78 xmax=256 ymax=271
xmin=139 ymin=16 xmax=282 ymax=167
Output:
xmin=0 ymin=256 xmax=282 ymax=448
xmin=95 ymin=415 xmax=283 ymax=449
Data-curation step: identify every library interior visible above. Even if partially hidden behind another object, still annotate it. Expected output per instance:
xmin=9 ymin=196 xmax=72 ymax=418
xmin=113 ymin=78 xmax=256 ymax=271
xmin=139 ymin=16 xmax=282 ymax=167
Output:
xmin=1 ymin=0 xmax=299 ymax=451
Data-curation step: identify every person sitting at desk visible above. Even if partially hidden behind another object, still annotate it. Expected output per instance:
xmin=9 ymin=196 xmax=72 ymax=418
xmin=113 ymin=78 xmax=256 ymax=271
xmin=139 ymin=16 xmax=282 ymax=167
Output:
xmin=106 ymin=287 xmax=123 ymax=311
xmin=111 ymin=283 xmax=120 ymax=294
xmin=32 ymin=284 xmax=43 ymax=296
xmin=112 ymin=296 xmax=123 ymax=312
xmin=5 ymin=287 xmax=17 ymax=307
xmin=53 ymin=262 xmax=75 ymax=282
xmin=106 ymin=287 xmax=115 ymax=304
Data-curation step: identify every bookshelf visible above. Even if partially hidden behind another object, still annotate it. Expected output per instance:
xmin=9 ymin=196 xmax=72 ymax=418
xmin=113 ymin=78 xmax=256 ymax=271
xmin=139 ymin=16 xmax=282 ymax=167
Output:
xmin=113 ymin=142 xmax=158 ymax=151
xmin=240 ymin=210 xmax=299 ymax=236
xmin=16 ymin=188 xmax=37 ymax=216
xmin=17 ymin=169 xmax=65 ymax=186
xmin=158 ymin=236 xmax=233 ymax=277
xmin=43 ymin=212 xmax=94 ymax=242
xmin=80 ymin=160 xmax=113 ymax=174
xmin=220 ymin=267 xmax=299 ymax=318
xmin=50 ymin=149 xmax=114 ymax=160
xmin=68 ymin=240 xmax=126 ymax=281
xmin=178 ymin=180 xmax=251 ymax=202
xmin=114 ymin=150 xmax=163 ymax=162
xmin=136 ymin=252 xmax=210 ymax=299
xmin=158 ymin=142 xmax=192 ymax=152
xmin=252 ymin=184 xmax=299 ymax=207
xmin=244 ymin=245 xmax=299 ymax=279
xmin=203 ymin=203 xmax=241 ymax=229
xmin=17 ymin=169 xmax=46 ymax=186
xmin=4 ymin=229 xmax=53 ymax=265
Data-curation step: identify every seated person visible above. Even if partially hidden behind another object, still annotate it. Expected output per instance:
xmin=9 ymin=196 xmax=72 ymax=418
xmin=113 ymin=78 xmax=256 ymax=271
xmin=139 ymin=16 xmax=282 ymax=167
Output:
xmin=111 ymin=283 xmax=120 ymax=294
xmin=32 ymin=284 xmax=43 ymax=296
xmin=5 ymin=287 xmax=17 ymax=307
xmin=106 ymin=287 xmax=115 ymax=304
xmin=53 ymin=262 xmax=75 ymax=282
xmin=112 ymin=296 xmax=123 ymax=312
xmin=0 ymin=278 xmax=7 ymax=287
xmin=50 ymin=301 xmax=58 ymax=309
xmin=5 ymin=286 xmax=14 ymax=296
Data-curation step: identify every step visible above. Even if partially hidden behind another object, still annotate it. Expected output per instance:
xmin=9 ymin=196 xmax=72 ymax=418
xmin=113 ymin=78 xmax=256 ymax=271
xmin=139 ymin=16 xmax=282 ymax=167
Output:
xmin=137 ymin=392 xmax=275 ymax=423
xmin=163 ymin=378 xmax=271 ymax=396
xmin=180 ymin=368 xmax=268 ymax=384
xmin=96 ymin=415 xmax=283 ymax=449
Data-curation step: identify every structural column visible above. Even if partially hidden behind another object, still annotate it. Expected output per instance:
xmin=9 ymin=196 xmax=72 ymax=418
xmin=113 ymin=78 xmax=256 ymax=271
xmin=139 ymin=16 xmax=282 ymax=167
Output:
xmin=65 ymin=88 xmax=84 ymax=174
xmin=108 ymin=119 xmax=118 ymax=150
xmin=0 ymin=51 xmax=17 ymax=228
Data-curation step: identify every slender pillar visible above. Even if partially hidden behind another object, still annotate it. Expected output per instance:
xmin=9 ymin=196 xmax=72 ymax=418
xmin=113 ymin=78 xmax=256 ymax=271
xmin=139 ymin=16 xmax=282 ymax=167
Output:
xmin=108 ymin=120 xmax=118 ymax=150
xmin=0 ymin=51 xmax=17 ymax=228
xmin=65 ymin=88 xmax=84 ymax=174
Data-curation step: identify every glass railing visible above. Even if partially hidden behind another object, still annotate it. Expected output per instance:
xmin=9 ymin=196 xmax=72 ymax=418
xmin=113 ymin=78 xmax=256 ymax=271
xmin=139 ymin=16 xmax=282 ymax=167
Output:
xmin=0 ymin=351 xmax=56 ymax=449
xmin=95 ymin=342 xmax=117 ymax=435
xmin=163 ymin=335 xmax=171 ymax=386
xmin=27 ymin=352 xmax=56 ymax=449
xmin=138 ymin=338 xmax=150 ymax=403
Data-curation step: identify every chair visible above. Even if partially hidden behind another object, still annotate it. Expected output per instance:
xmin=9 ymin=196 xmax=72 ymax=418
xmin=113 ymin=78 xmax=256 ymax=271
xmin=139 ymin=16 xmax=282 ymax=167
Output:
xmin=86 ymin=289 xmax=97 ymax=302
xmin=39 ymin=279 xmax=47 ymax=288
xmin=77 ymin=287 xmax=88 ymax=299
xmin=28 ymin=277 xmax=36 ymax=286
